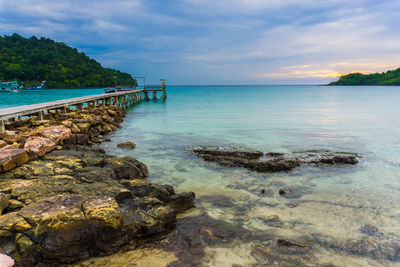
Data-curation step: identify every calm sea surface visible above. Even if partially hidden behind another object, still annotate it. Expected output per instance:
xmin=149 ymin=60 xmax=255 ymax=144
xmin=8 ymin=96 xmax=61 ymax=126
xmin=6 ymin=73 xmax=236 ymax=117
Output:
xmin=2 ymin=85 xmax=400 ymax=266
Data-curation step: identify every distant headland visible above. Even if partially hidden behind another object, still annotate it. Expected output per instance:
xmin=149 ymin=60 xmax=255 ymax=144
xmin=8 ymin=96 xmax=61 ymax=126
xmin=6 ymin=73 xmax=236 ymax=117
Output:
xmin=329 ymin=67 xmax=400 ymax=86
xmin=0 ymin=33 xmax=136 ymax=88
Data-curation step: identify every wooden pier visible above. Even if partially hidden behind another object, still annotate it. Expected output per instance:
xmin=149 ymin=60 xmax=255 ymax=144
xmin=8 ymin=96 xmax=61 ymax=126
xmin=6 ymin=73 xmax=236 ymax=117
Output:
xmin=0 ymin=85 xmax=167 ymax=132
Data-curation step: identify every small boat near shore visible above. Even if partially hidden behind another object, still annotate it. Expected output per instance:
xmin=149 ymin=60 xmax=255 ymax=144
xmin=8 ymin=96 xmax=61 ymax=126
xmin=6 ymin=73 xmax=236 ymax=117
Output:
xmin=28 ymin=80 xmax=46 ymax=90
xmin=0 ymin=81 xmax=22 ymax=92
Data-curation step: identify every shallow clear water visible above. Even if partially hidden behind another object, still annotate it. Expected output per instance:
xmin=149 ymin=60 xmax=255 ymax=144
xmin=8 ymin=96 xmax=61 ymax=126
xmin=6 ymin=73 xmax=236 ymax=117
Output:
xmin=3 ymin=85 xmax=400 ymax=266
xmin=100 ymin=85 xmax=400 ymax=266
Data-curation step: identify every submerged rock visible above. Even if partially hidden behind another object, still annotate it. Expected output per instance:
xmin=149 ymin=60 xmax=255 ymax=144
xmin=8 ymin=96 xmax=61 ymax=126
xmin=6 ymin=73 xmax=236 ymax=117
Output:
xmin=117 ymin=141 xmax=136 ymax=149
xmin=360 ymin=224 xmax=383 ymax=237
xmin=277 ymin=239 xmax=310 ymax=254
xmin=279 ymin=186 xmax=311 ymax=199
xmin=193 ymin=146 xmax=359 ymax=173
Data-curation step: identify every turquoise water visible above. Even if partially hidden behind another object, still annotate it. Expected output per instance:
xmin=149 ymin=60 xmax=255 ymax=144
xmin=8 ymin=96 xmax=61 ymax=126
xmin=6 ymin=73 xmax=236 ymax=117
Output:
xmin=3 ymin=85 xmax=400 ymax=266
xmin=0 ymin=88 xmax=104 ymax=108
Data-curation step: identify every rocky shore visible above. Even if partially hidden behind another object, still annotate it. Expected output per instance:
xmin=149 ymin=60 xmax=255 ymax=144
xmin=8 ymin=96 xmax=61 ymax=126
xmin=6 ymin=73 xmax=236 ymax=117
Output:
xmin=0 ymin=106 xmax=195 ymax=266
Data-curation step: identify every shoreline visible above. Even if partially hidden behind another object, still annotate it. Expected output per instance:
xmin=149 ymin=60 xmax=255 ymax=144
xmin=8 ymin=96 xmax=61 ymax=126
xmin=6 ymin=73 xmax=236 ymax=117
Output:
xmin=0 ymin=104 xmax=195 ymax=265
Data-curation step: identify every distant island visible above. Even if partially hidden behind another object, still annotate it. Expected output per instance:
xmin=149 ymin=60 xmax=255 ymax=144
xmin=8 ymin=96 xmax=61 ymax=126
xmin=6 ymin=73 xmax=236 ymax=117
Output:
xmin=329 ymin=68 xmax=400 ymax=86
xmin=0 ymin=33 xmax=136 ymax=88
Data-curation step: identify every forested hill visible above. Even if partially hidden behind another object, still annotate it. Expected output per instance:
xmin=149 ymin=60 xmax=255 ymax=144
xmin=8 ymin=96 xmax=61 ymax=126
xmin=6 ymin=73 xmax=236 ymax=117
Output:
xmin=0 ymin=33 xmax=136 ymax=88
xmin=329 ymin=68 xmax=400 ymax=86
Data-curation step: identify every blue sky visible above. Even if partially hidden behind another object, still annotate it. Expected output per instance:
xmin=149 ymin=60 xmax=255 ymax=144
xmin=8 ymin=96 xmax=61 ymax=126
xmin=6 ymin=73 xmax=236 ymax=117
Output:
xmin=0 ymin=0 xmax=400 ymax=84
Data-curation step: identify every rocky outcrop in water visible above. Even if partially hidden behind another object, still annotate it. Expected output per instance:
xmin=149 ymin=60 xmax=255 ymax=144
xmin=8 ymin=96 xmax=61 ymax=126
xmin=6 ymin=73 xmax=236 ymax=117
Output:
xmin=193 ymin=146 xmax=359 ymax=173
xmin=0 ymin=146 xmax=195 ymax=266
xmin=117 ymin=141 xmax=136 ymax=149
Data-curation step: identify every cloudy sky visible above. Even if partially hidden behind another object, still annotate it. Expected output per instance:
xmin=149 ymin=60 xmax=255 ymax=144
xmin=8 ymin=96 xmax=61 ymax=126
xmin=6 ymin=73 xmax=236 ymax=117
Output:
xmin=0 ymin=0 xmax=399 ymax=84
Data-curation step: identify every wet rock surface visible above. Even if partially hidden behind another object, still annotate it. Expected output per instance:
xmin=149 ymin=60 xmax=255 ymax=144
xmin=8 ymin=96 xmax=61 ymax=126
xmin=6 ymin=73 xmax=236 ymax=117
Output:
xmin=0 ymin=146 xmax=195 ymax=266
xmin=117 ymin=141 xmax=136 ymax=149
xmin=193 ymin=146 xmax=359 ymax=173
xmin=279 ymin=186 xmax=312 ymax=199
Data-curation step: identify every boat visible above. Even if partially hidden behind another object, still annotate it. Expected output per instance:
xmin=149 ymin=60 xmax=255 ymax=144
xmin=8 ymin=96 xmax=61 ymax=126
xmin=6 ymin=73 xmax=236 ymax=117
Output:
xmin=104 ymin=87 xmax=117 ymax=94
xmin=28 ymin=80 xmax=46 ymax=89
xmin=0 ymin=81 xmax=22 ymax=92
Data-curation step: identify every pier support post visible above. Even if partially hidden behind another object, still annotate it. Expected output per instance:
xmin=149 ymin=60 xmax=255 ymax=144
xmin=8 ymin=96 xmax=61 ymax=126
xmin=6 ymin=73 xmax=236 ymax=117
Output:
xmin=152 ymin=91 xmax=157 ymax=100
xmin=0 ymin=120 xmax=5 ymax=132
xmin=162 ymin=89 xmax=167 ymax=99
xmin=144 ymin=91 xmax=150 ymax=101
xmin=38 ymin=111 xmax=44 ymax=121
xmin=102 ymin=98 xmax=106 ymax=107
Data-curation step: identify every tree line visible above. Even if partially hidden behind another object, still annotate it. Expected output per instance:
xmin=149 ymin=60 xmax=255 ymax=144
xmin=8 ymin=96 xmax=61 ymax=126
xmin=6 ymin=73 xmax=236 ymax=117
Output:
xmin=0 ymin=33 xmax=136 ymax=88
xmin=329 ymin=68 xmax=400 ymax=86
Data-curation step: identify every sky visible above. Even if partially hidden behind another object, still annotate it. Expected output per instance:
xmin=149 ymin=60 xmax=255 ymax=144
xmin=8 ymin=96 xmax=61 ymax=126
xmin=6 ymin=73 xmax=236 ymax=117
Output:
xmin=0 ymin=0 xmax=400 ymax=85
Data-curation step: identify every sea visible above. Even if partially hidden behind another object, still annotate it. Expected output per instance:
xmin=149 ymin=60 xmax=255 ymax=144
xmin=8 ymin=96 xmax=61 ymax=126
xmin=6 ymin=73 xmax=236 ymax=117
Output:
xmin=2 ymin=85 xmax=400 ymax=266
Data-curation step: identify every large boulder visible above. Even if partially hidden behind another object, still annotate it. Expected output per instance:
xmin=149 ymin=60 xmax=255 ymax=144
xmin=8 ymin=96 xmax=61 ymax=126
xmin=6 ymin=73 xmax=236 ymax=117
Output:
xmin=0 ymin=149 xmax=29 ymax=172
xmin=105 ymin=157 xmax=149 ymax=180
xmin=35 ymin=125 xmax=71 ymax=144
xmin=23 ymin=136 xmax=56 ymax=159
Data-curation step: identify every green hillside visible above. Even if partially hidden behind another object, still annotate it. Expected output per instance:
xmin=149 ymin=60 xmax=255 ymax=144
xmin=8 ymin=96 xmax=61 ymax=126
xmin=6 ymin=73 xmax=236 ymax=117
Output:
xmin=329 ymin=68 xmax=400 ymax=86
xmin=0 ymin=33 xmax=136 ymax=88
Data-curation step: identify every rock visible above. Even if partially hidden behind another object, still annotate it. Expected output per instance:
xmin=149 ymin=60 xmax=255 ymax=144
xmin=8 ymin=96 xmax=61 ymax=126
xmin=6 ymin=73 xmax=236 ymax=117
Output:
xmin=2 ymin=134 xmax=21 ymax=144
xmin=193 ymin=146 xmax=264 ymax=159
xmin=76 ymin=122 xmax=91 ymax=134
xmin=360 ymin=224 xmax=383 ymax=237
xmin=7 ymin=199 xmax=24 ymax=211
xmin=121 ymin=179 xmax=173 ymax=202
xmin=0 ymin=146 xmax=195 ymax=265
xmin=117 ymin=141 xmax=136 ymax=149
xmin=36 ymin=125 xmax=72 ymax=144
xmin=193 ymin=146 xmax=359 ymax=173
xmin=70 ymin=123 xmax=81 ymax=134
xmin=14 ymin=194 xmax=125 ymax=263
xmin=61 ymin=120 xmax=73 ymax=128
xmin=0 ymin=193 xmax=9 ymax=214
xmin=277 ymin=239 xmax=309 ymax=254
xmin=168 ymin=192 xmax=195 ymax=213
xmin=105 ymin=157 xmax=149 ymax=180
xmin=279 ymin=186 xmax=311 ymax=199
xmin=108 ymin=109 xmax=117 ymax=116
xmin=23 ymin=136 xmax=56 ymax=159
xmin=64 ymin=134 xmax=89 ymax=145
xmin=264 ymin=215 xmax=280 ymax=222
xmin=0 ymin=149 xmax=29 ymax=172
xmin=0 ymin=140 xmax=7 ymax=148
xmin=0 ymin=253 xmax=14 ymax=267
